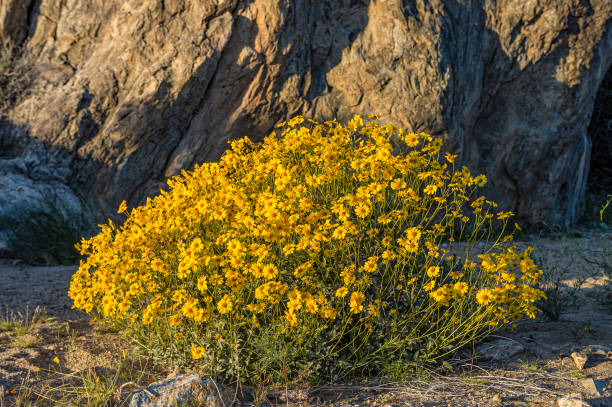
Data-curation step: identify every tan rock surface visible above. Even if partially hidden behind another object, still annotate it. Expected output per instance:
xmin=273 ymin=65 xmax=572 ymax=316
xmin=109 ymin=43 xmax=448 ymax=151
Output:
xmin=0 ymin=0 xmax=609 ymax=237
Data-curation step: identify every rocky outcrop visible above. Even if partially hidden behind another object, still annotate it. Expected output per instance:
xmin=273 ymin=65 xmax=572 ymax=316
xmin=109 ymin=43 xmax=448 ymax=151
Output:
xmin=1 ymin=0 xmax=611 ymax=232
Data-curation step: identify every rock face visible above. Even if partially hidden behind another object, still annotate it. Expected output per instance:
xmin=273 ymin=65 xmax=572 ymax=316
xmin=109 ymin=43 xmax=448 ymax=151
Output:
xmin=0 ymin=0 xmax=611 ymax=231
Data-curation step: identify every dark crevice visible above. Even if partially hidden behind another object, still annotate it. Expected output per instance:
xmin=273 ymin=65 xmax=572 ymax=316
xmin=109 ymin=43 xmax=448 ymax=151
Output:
xmin=587 ymin=66 xmax=612 ymax=193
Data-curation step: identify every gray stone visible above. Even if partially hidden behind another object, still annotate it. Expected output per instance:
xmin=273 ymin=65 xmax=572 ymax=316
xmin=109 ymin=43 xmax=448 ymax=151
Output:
xmin=557 ymin=396 xmax=592 ymax=407
xmin=129 ymin=373 xmax=225 ymax=407
xmin=571 ymin=351 xmax=588 ymax=370
xmin=0 ymin=157 xmax=27 ymax=175
xmin=581 ymin=345 xmax=612 ymax=357
xmin=0 ymin=166 xmax=91 ymax=260
xmin=477 ymin=338 xmax=525 ymax=361
xmin=0 ymin=0 xmax=610 ymax=229
xmin=579 ymin=378 xmax=606 ymax=397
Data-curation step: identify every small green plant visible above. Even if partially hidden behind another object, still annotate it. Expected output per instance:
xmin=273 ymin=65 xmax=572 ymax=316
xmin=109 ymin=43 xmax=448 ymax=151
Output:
xmin=570 ymin=369 xmax=584 ymax=379
xmin=70 ymin=115 xmax=544 ymax=384
xmin=574 ymin=321 xmax=593 ymax=338
xmin=11 ymin=333 xmax=43 ymax=348
xmin=0 ymin=306 xmax=52 ymax=334
xmin=599 ymin=194 xmax=612 ymax=229
xmin=533 ymin=251 xmax=586 ymax=321
xmin=382 ymin=359 xmax=412 ymax=382
xmin=0 ymin=306 xmax=51 ymax=350
xmin=517 ymin=358 xmax=540 ymax=372
xmin=5 ymin=351 xmax=166 ymax=406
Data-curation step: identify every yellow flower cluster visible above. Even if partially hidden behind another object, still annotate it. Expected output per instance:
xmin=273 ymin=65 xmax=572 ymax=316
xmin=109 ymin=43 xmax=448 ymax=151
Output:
xmin=68 ymin=114 xmax=544 ymax=377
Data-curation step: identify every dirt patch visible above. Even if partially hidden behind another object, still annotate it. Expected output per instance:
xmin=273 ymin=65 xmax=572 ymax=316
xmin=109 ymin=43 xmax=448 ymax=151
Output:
xmin=0 ymin=260 xmax=82 ymax=320
xmin=0 ymin=230 xmax=610 ymax=406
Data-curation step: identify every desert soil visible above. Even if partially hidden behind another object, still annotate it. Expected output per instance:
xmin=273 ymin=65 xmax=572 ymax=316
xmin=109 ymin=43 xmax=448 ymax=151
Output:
xmin=0 ymin=228 xmax=610 ymax=406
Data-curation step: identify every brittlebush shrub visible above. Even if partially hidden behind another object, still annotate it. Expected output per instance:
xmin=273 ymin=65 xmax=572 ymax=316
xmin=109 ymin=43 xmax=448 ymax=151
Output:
xmin=69 ymin=115 xmax=545 ymax=383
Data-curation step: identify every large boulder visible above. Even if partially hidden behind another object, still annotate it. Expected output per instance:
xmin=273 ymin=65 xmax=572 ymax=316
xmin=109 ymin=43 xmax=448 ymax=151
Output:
xmin=0 ymin=155 xmax=93 ymax=264
xmin=1 ymin=0 xmax=611 ymax=227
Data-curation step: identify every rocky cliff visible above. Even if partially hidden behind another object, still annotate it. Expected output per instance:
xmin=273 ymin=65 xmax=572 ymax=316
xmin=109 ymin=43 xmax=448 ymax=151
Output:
xmin=0 ymin=0 xmax=611 ymax=256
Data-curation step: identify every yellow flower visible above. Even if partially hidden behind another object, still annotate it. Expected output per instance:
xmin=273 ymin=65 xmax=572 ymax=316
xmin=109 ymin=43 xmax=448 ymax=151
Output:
xmin=405 ymin=227 xmax=421 ymax=242
xmin=283 ymin=244 xmax=296 ymax=256
xmin=262 ymin=263 xmax=278 ymax=279
xmin=322 ymin=307 xmax=337 ymax=319
xmin=182 ymin=299 xmax=198 ymax=319
xmin=430 ymin=287 xmax=449 ymax=305
xmin=475 ymin=288 xmax=493 ymax=305
xmin=404 ymin=132 xmax=419 ymax=147
xmin=452 ymin=282 xmax=469 ymax=298
xmin=367 ymin=304 xmax=380 ymax=317
xmin=381 ymin=250 xmax=396 ymax=260
xmin=226 ymin=239 xmax=244 ymax=256
xmin=363 ymin=256 xmax=379 ymax=272
xmin=444 ymin=152 xmax=457 ymax=163
xmin=366 ymin=228 xmax=379 ymax=238
xmin=349 ymin=291 xmax=365 ymax=313
xmin=381 ymin=236 xmax=393 ymax=246
xmin=189 ymin=238 xmax=204 ymax=253
xmin=168 ymin=314 xmax=181 ymax=326
xmin=287 ymin=288 xmax=302 ymax=303
xmin=424 ymin=184 xmax=438 ymax=195
xmin=378 ymin=214 xmax=392 ymax=225
xmin=305 ymin=295 xmax=319 ymax=314
xmin=285 ymin=310 xmax=297 ymax=327
xmin=53 ymin=356 xmax=60 ymax=365
xmin=474 ymin=174 xmax=487 ymax=187
xmin=354 ymin=204 xmax=371 ymax=218
xmin=67 ymin=114 xmax=544 ymax=377
xmin=497 ymin=211 xmax=514 ymax=220
xmin=426 ymin=266 xmax=440 ymax=278
xmin=335 ymin=286 xmax=349 ymax=298
xmin=117 ymin=200 xmax=128 ymax=214
xmin=390 ymin=178 xmax=406 ymax=190
xmin=197 ymin=276 xmax=208 ymax=293
xmin=191 ymin=344 xmax=206 ymax=360
xmin=217 ymin=294 xmax=234 ymax=314
xmin=348 ymin=114 xmax=363 ymax=131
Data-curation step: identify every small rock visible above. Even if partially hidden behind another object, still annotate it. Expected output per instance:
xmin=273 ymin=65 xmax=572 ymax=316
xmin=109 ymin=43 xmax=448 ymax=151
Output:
xmin=579 ymin=378 xmax=605 ymax=397
xmin=585 ymin=345 xmax=611 ymax=353
xmin=477 ymin=339 xmax=525 ymax=361
xmin=129 ymin=373 xmax=225 ymax=407
xmin=489 ymin=394 xmax=502 ymax=405
xmin=571 ymin=351 xmax=588 ymax=370
xmin=583 ymin=345 xmax=612 ymax=358
xmin=557 ymin=396 xmax=591 ymax=407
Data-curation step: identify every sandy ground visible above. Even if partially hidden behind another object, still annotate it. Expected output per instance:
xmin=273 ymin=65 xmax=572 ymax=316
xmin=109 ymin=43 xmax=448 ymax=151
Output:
xmin=0 ymin=229 xmax=610 ymax=406
xmin=0 ymin=260 xmax=82 ymax=320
